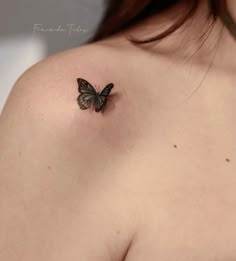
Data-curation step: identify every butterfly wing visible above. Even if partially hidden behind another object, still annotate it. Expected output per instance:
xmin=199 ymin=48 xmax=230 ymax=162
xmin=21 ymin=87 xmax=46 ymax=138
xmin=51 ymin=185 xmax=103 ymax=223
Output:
xmin=77 ymin=93 xmax=95 ymax=110
xmin=77 ymin=78 xmax=97 ymax=95
xmin=94 ymin=83 xmax=114 ymax=112
xmin=99 ymin=83 xmax=114 ymax=97
xmin=77 ymin=78 xmax=97 ymax=110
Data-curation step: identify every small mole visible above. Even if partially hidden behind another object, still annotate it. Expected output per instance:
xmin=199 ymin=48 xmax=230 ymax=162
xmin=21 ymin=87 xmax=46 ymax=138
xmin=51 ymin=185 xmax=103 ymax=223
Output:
xmin=18 ymin=151 xmax=22 ymax=157
xmin=225 ymin=158 xmax=230 ymax=162
xmin=116 ymin=230 xmax=120 ymax=235
xmin=173 ymin=144 xmax=178 ymax=148
xmin=47 ymin=165 xmax=52 ymax=170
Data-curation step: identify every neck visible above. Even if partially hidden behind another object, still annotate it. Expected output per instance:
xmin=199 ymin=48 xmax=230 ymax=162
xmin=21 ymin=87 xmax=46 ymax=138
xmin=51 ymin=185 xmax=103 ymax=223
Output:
xmin=120 ymin=0 xmax=236 ymax=71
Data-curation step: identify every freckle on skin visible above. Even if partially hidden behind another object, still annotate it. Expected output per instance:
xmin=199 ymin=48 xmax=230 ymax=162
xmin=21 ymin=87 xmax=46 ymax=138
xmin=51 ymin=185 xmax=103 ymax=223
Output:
xmin=225 ymin=158 xmax=230 ymax=162
xmin=173 ymin=144 xmax=178 ymax=148
xmin=48 ymin=165 xmax=52 ymax=170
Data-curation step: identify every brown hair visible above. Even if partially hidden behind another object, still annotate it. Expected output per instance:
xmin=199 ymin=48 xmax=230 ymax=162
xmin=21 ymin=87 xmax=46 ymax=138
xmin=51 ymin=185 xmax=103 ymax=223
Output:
xmin=88 ymin=0 xmax=226 ymax=44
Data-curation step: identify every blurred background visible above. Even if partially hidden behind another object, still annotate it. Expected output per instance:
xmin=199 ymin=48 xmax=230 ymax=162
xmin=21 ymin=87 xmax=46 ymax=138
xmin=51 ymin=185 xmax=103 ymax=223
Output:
xmin=0 ymin=0 xmax=104 ymax=112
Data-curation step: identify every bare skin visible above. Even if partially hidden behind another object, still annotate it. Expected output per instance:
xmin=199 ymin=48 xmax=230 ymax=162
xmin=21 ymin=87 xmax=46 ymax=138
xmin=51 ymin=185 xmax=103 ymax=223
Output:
xmin=0 ymin=1 xmax=236 ymax=260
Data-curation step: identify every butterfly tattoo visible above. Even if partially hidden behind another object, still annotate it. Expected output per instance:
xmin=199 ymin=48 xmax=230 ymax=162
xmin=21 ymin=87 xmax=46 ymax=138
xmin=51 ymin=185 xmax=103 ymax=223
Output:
xmin=77 ymin=78 xmax=114 ymax=112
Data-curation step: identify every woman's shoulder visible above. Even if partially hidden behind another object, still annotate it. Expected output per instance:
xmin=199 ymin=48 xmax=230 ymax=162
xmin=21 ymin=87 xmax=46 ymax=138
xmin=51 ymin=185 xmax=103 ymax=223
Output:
xmin=0 ymin=39 xmax=167 ymax=166
xmin=0 ymin=42 xmax=122 ymax=157
xmin=0 ymin=39 xmax=143 ymax=174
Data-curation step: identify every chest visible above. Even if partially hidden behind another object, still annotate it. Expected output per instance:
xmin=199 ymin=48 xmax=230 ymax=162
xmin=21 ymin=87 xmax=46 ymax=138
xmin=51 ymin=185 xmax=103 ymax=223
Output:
xmin=122 ymin=147 xmax=236 ymax=261
xmin=116 ymin=98 xmax=236 ymax=260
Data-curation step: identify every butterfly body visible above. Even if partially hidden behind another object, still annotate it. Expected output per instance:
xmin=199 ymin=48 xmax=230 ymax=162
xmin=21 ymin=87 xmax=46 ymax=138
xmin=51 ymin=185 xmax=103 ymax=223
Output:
xmin=77 ymin=78 xmax=114 ymax=112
